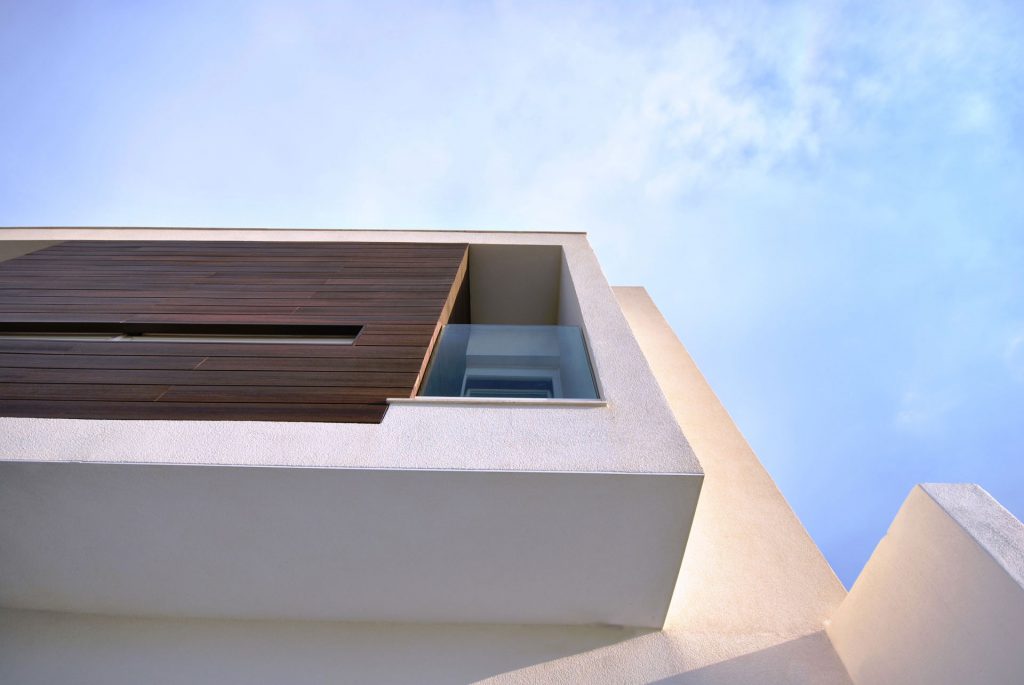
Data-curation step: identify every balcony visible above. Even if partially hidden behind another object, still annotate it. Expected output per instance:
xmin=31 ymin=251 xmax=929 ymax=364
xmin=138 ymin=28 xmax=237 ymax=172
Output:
xmin=420 ymin=324 xmax=599 ymax=400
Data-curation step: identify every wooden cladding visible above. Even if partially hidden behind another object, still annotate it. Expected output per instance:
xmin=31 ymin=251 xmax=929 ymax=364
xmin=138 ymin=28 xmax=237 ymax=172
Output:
xmin=0 ymin=240 xmax=469 ymax=423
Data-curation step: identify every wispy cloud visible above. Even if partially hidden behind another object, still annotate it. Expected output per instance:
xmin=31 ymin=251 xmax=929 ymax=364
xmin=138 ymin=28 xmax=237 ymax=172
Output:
xmin=1006 ymin=332 xmax=1024 ymax=382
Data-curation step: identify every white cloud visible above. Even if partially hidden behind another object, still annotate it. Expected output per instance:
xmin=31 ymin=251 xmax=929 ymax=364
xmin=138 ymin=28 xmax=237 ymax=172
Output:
xmin=956 ymin=93 xmax=996 ymax=133
xmin=894 ymin=389 xmax=958 ymax=430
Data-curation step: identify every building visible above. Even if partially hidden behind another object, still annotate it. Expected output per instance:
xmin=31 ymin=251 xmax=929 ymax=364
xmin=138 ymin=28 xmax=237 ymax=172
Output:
xmin=0 ymin=228 xmax=1021 ymax=684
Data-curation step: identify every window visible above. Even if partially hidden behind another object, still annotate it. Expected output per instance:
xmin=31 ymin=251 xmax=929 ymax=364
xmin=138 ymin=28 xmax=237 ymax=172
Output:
xmin=419 ymin=324 xmax=599 ymax=400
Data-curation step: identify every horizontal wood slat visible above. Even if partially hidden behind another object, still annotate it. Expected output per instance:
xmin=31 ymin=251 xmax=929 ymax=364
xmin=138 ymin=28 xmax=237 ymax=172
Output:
xmin=0 ymin=339 xmax=430 ymax=358
xmin=0 ymin=353 xmax=423 ymax=372
xmin=0 ymin=368 xmax=420 ymax=387
xmin=0 ymin=240 xmax=468 ymax=422
xmin=0 ymin=354 xmax=207 ymax=370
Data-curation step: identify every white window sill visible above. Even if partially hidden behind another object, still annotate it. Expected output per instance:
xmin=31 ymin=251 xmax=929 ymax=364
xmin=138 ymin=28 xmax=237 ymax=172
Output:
xmin=387 ymin=397 xmax=608 ymax=408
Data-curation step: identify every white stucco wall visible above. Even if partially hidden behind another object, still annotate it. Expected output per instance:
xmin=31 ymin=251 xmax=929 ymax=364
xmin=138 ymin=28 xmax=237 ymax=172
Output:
xmin=0 ymin=461 xmax=698 ymax=628
xmin=827 ymin=483 xmax=1024 ymax=685
xmin=0 ymin=285 xmax=854 ymax=684
xmin=0 ymin=230 xmax=702 ymax=628
xmin=0 ymin=229 xmax=699 ymax=476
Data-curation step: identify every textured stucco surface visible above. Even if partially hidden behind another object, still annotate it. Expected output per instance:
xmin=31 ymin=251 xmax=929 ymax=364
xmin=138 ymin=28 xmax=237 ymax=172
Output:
xmin=0 ymin=285 xmax=853 ymax=683
xmin=0 ymin=228 xmax=698 ymax=476
xmin=0 ymin=231 xmax=701 ymax=627
xmin=828 ymin=483 xmax=1024 ymax=685
xmin=921 ymin=482 xmax=1024 ymax=588
xmin=0 ymin=462 xmax=699 ymax=627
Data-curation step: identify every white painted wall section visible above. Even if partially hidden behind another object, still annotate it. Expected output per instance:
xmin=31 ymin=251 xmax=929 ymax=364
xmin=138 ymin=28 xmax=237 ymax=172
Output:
xmin=0 ymin=461 xmax=699 ymax=628
xmin=0 ymin=230 xmax=699 ymax=476
xmin=0 ymin=285 xmax=853 ymax=685
xmin=828 ymin=483 xmax=1024 ymax=685
xmin=0 ymin=230 xmax=703 ymax=628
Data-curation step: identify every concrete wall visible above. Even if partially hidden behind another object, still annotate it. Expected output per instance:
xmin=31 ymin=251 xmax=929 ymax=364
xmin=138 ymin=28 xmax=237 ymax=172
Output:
xmin=468 ymin=244 xmax=563 ymax=325
xmin=0 ymin=461 xmax=698 ymax=628
xmin=4 ymin=263 xmax=1017 ymax=682
xmin=0 ymin=285 xmax=855 ymax=684
xmin=0 ymin=230 xmax=702 ymax=628
xmin=828 ymin=483 xmax=1024 ymax=685
xmin=0 ymin=229 xmax=699 ymax=476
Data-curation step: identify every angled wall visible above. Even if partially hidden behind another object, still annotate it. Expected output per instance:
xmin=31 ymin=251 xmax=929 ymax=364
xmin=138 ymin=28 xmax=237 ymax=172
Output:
xmin=828 ymin=483 xmax=1024 ymax=685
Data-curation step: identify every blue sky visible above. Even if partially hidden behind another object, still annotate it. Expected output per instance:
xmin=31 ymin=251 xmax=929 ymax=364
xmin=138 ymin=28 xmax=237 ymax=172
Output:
xmin=2 ymin=1 xmax=1022 ymax=586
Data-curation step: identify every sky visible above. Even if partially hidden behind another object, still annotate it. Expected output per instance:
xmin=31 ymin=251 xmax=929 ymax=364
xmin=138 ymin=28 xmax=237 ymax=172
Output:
xmin=1 ymin=0 xmax=1022 ymax=586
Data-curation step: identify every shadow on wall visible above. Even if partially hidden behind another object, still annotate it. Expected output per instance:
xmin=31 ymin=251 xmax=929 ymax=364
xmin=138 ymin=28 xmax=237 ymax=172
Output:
xmin=481 ymin=630 xmax=851 ymax=684
xmin=648 ymin=632 xmax=851 ymax=685
xmin=0 ymin=608 xmax=651 ymax=685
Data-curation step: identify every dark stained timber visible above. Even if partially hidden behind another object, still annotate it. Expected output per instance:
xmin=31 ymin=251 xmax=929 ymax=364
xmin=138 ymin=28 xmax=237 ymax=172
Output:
xmin=0 ymin=240 xmax=468 ymax=423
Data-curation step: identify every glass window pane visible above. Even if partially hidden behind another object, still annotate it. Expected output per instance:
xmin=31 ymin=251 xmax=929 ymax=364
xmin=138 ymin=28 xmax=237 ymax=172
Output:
xmin=421 ymin=325 xmax=598 ymax=400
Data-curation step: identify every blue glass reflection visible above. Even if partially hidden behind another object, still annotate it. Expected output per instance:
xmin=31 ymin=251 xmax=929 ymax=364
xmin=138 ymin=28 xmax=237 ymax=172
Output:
xmin=420 ymin=325 xmax=599 ymax=400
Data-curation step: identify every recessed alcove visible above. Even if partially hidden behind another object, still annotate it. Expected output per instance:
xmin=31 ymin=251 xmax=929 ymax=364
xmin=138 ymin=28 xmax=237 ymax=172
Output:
xmin=421 ymin=244 xmax=599 ymax=400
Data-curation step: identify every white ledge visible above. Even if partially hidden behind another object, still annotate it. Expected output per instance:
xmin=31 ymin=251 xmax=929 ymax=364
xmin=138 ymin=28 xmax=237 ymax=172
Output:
xmin=387 ymin=396 xmax=608 ymax=408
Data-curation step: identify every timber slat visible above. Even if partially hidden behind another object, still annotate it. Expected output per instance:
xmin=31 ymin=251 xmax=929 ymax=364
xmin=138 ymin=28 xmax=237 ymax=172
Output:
xmin=0 ymin=354 xmax=205 ymax=370
xmin=0 ymin=384 xmax=170 ymax=401
xmin=0 ymin=240 xmax=467 ymax=422
xmin=157 ymin=385 xmax=409 ymax=404
xmin=0 ymin=365 xmax=420 ymax=388
xmin=0 ymin=340 xmax=429 ymax=357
